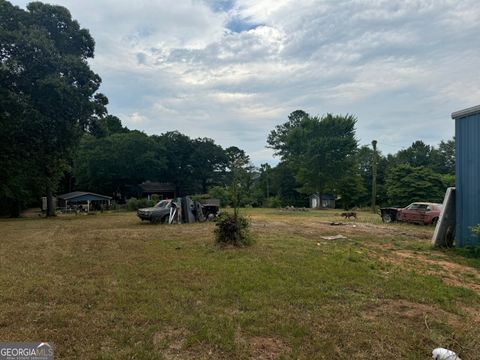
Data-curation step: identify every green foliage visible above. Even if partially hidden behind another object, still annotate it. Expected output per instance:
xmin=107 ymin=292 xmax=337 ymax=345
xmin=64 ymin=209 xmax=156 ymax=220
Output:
xmin=356 ymin=145 xmax=389 ymax=206
xmin=435 ymin=138 xmax=455 ymax=175
xmin=126 ymin=198 xmax=153 ymax=211
xmin=0 ymin=0 xmax=106 ymax=216
xmin=74 ymin=131 xmax=166 ymax=197
xmin=153 ymin=132 xmax=228 ymax=196
xmin=268 ymin=111 xmax=358 ymax=196
xmin=471 ymin=225 xmax=480 ymax=236
xmin=208 ymin=186 xmax=231 ymax=207
xmin=138 ymin=198 xmax=155 ymax=209
xmin=225 ymin=146 xmax=258 ymax=209
xmin=264 ymin=196 xmax=283 ymax=208
xmin=335 ymin=169 xmax=367 ymax=210
xmin=386 ymin=164 xmax=447 ymax=205
xmin=126 ymin=198 xmax=139 ymax=211
xmin=89 ymin=115 xmax=129 ymax=138
xmin=191 ymin=138 xmax=228 ymax=193
xmin=214 ymin=212 xmax=253 ymax=247
xmin=268 ymin=161 xmax=306 ymax=207
xmin=395 ymin=140 xmax=433 ymax=168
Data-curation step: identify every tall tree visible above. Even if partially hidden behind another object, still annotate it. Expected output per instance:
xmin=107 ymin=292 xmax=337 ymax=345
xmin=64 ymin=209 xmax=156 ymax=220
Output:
xmin=356 ymin=145 xmax=389 ymax=206
xmin=154 ymin=131 xmax=196 ymax=196
xmin=190 ymin=138 xmax=228 ymax=193
xmin=224 ymin=146 xmax=258 ymax=207
xmin=432 ymin=138 xmax=455 ymax=175
xmin=74 ymin=131 xmax=166 ymax=198
xmin=0 ymin=0 xmax=106 ymax=216
xmin=89 ymin=115 xmax=129 ymax=138
xmin=268 ymin=111 xmax=358 ymax=196
xmin=395 ymin=140 xmax=433 ymax=168
xmin=386 ymin=164 xmax=447 ymax=205
xmin=269 ymin=162 xmax=306 ymax=207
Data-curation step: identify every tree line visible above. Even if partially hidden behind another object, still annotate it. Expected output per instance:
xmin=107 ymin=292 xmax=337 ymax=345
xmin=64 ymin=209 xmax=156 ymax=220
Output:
xmin=0 ymin=1 xmax=455 ymax=217
xmin=260 ymin=110 xmax=454 ymax=209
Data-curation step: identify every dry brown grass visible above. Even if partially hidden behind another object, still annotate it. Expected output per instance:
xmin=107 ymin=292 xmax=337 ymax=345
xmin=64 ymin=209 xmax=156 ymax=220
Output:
xmin=0 ymin=209 xmax=479 ymax=359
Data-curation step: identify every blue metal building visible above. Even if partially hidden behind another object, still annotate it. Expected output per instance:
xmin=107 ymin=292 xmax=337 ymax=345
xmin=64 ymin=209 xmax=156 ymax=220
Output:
xmin=452 ymin=105 xmax=480 ymax=246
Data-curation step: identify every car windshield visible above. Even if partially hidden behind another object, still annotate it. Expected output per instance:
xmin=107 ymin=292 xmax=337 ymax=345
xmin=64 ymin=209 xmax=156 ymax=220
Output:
xmin=406 ymin=203 xmax=427 ymax=210
xmin=154 ymin=200 xmax=170 ymax=208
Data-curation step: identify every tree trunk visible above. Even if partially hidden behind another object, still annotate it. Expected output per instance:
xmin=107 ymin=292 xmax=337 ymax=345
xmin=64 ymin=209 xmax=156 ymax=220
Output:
xmin=46 ymin=183 xmax=56 ymax=217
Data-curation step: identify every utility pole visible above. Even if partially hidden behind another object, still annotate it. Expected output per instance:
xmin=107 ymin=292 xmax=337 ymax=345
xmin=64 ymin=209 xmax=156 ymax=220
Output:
xmin=371 ymin=140 xmax=378 ymax=213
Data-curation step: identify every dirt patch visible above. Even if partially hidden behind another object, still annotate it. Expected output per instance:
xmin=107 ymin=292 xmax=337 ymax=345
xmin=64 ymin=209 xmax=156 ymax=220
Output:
xmin=20 ymin=208 xmax=44 ymax=218
xmin=252 ymin=217 xmax=432 ymax=241
xmin=361 ymin=299 xmax=461 ymax=327
xmin=250 ymin=336 xmax=290 ymax=360
xmin=443 ymin=277 xmax=480 ymax=293
xmin=153 ymin=328 xmax=195 ymax=360
xmin=461 ymin=306 xmax=480 ymax=323
xmin=376 ymin=250 xmax=480 ymax=294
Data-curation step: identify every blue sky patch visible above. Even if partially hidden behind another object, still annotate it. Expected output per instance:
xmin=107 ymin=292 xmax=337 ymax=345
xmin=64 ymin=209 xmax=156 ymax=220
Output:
xmin=226 ymin=16 xmax=261 ymax=33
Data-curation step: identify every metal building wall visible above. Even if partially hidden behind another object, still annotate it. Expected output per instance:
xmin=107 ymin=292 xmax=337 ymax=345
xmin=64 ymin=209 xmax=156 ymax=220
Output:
xmin=455 ymin=112 xmax=480 ymax=246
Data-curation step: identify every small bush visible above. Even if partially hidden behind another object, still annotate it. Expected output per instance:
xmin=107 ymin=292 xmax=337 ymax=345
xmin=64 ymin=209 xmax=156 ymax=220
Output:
xmin=138 ymin=198 xmax=155 ymax=209
xmin=472 ymin=224 xmax=480 ymax=236
xmin=127 ymin=198 xmax=139 ymax=211
xmin=264 ymin=196 xmax=282 ymax=208
xmin=214 ymin=212 xmax=253 ymax=247
xmin=127 ymin=198 xmax=155 ymax=211
xmin=208 ymin=186 xmax=231 ymax=207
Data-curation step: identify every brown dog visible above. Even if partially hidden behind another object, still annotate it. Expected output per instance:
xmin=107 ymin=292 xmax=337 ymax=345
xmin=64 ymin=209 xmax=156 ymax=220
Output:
xmin=341 ymin=212 xmax=357 ymax=219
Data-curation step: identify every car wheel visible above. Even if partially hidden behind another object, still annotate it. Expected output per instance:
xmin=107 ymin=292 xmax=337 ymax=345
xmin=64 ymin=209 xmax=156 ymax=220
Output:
xmin=162 ymin=215 xmax=170 ymax=224
xmin=382 ymin=213 xmax=393 ymax=223
xmin=432 ymin=217 xmax=439 ymax=226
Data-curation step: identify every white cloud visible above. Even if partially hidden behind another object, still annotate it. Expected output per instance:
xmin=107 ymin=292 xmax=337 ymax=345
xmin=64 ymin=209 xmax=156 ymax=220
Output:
xmin=10 ymin=0 xmax=480 ymax=163
xmin=126 ymin=112 xmax=147 ymax=125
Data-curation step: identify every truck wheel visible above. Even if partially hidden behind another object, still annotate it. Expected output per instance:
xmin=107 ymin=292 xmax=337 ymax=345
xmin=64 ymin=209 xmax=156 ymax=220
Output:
xmin=382 ymin=213 xmax=393 ymax=223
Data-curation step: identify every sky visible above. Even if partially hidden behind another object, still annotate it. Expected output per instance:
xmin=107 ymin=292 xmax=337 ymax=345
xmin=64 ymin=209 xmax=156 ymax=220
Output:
xmin=11 ymin=0 xmax=480 ymax=165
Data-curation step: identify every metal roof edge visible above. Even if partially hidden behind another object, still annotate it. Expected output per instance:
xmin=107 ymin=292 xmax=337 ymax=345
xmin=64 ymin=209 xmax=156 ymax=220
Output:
xmin=451 ymin=104 xmax=480 ymax=119
xmin=58 ymin=191 xmax=112 ymax=200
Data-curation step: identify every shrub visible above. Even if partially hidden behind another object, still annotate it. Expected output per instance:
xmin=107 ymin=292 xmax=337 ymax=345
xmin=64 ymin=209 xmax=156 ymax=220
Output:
xmin=126 ymin=198 xmax=139 ymax=211
xmin=138 ymin=198 xmax=155 ymax=209
xmin=264 ymin=196 xmax=282 ymax=208
xmin=208 ymin=186 xmax=231 ymax=207
xmin=214 ymin=212 xmax=253 ymax=247
xmin=472 ymin=224 xmax=480 ymax=236
xmin=127 ymin=198 xmax=155 ymax=211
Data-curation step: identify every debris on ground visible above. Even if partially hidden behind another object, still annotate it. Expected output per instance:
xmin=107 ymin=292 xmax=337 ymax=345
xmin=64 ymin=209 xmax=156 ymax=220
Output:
xmin=432 ymin=348 xmax=461 ymax=360
xmin=321 ymin=235 xmax=348 ymax=240
xmin=280 ymin=206 xmax=309 ymax=212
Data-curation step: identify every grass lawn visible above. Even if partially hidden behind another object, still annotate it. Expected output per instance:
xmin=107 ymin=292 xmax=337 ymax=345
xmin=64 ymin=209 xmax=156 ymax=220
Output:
xmin=1 ymin=209 xmax=479 ymax=359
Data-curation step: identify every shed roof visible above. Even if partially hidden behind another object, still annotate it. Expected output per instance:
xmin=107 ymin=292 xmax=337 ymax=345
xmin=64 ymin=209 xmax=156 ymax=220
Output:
xmin=451 ymin=105 xmax=480 ymax=120
xmin=58 ymin=191 xmax=112 ymax=201
xmin=139 ymin=181 xmax=175 ymax=192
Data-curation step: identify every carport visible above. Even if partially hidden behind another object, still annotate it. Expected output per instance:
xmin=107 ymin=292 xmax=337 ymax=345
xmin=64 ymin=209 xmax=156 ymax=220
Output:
xmin=58 ymin=191 xmax=112 ymax=212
